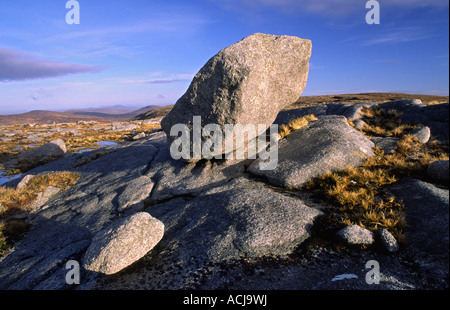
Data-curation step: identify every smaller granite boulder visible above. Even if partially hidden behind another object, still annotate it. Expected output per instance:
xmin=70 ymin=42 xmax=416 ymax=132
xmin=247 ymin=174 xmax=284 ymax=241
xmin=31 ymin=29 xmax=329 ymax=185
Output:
xmin=18 ymin=139 xmax=66 ymax=165
xmin=16 ymin=174 xmax=34 ymax=190
xmin=379 ymin=228 xmax=399 ymax=253
xmin=337 ymin=225 xmax=375 ymax=245
xmin=411 ymin=126 xmax=431 ymax=144
xmin=83 ymin=212 xmax=164 ymax=275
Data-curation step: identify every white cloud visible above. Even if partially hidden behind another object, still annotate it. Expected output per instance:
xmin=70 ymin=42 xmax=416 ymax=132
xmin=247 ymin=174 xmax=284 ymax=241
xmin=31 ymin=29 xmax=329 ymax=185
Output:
xmin=362 ymin=27 xmax=436 ymax=46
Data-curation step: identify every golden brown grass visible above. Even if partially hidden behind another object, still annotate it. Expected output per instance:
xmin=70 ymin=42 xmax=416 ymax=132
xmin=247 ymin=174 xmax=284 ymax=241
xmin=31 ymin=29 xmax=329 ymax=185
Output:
xmin=305 ymin=152 xmax=407 ymax=241
xmin=426 ymin=100 xmax=448 ymax=106
xmin=0 ymin=171 xmax=80 ymax=257
xmin=359 ymin=107 xmax=419 ymax=138
xmin=0 ymin=121 xmax=159 ymax=174
xmin=305 ymin=106 xmax=449 ymax=245
xmin=278 ymin=114 xmax=318 ymax=139
xmin=0 ymin=122 xmax=159 ymax=155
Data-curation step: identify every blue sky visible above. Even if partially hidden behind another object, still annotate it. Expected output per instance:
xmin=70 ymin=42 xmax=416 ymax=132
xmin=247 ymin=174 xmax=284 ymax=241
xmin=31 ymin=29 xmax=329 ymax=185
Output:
xmin=0 ymin=0 xmax=448 ymax=114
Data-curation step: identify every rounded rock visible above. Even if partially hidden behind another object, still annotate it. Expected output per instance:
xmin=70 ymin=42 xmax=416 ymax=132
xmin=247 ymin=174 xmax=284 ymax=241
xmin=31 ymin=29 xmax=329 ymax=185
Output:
xmin=379 ymin=228 xmax=399 ymax=252
xmin=83 ymin=212 xmax=164 ymax=275
xmin=337 ymin=225 xmax=375 ymax=245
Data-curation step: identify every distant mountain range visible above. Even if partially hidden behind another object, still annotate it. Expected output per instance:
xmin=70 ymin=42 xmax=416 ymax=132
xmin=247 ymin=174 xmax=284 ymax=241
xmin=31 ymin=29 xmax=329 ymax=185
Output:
xmin=64 ymin=105 xmax=161 ymax=119
xmin=1 ymin=93 xmax=448 ymax=126
xmin=0 ymin=105 xmax=164 ymax=125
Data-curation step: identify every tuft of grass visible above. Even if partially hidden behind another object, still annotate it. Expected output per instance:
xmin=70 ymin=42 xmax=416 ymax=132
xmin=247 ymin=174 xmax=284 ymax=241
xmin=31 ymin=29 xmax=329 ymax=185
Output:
xmin=278 ymin=114 xmax=318 ymax=139
xmin=0 ymin=171 xmax=80 ymax=257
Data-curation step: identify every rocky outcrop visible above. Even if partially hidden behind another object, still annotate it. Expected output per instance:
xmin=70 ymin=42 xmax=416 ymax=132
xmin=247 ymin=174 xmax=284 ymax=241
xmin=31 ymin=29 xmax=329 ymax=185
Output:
xmin=388 ymin=179 xmax=449 ymax=281
xmin=0 ymin=98 xmax=448 ymax=289
xmin=274 ymin=100 xmax=449 ymax=144
xmin=273 ymin=102 xmax=377 ymax=127
xmin=161 ymin=33 xmax=312 ymax=160
xmin=248 ymin=116 xmax=375 ymax=188
xmin=0 ymin=133 xmax=323 ymax=289
xmin=388 ymin=179 xmax=448 ymax=256
xmin=147 ymin=177 xmax=321 ymax=263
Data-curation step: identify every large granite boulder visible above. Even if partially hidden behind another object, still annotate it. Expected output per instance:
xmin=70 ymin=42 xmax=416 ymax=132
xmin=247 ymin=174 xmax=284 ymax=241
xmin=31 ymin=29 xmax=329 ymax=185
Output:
xmin=161 ymin=33 xmax=312 ymax=161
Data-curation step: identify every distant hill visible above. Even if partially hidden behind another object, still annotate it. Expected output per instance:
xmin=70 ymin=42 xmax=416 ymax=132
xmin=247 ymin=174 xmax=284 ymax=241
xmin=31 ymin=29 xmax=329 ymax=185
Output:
xmin=0 ymin=105 xmax=162 ymax=125
xmin=65 ymin=105 xmax=137 ymax=114
xmin=64 ymin=105 xmax=161 ymax=118
xmin=130 ymin=105 xmax=162 ymax=116
xmin=65 ymin=105 xmax=160 ymax=119
xmin=2 ymin=93 xmax=447 ymax=126
xmin=133 ymin=105 xmax=174 ymax=120
xmin=0 ymin=110 xmax=119 ymax=125
xmin=294 ymin=93 xmax=449 ymax=107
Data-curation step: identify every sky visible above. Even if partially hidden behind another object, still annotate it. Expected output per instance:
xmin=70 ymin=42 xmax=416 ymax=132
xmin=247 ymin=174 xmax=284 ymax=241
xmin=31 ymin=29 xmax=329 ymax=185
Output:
xmin=0 ymin=0 xmax=448 ymax=114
